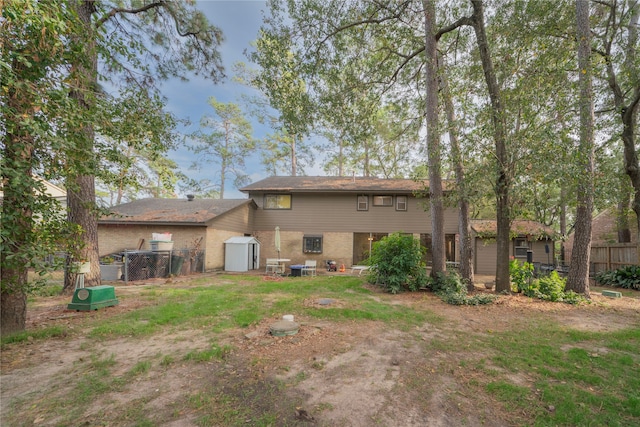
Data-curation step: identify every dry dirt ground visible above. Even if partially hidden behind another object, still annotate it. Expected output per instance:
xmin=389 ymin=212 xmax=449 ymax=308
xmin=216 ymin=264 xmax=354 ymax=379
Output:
xmin=2 ymin=275 xmax=639 ymax=426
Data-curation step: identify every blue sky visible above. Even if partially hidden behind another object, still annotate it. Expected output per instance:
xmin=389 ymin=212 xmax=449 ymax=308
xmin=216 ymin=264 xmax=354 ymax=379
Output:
xmin=159 ymin=1 xmax=276 ymax=199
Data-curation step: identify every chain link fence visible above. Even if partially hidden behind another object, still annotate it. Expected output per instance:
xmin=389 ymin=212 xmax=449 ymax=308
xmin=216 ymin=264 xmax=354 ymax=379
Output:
xmin=120 ymin=249 xmax=205 ymax=283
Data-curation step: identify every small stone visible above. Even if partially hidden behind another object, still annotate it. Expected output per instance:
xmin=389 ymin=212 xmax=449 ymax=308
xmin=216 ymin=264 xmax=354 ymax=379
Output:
xmin=244 ymin=331 xmax=261 ymax=340
xmin=547 ymin=405 xmax=555 ymax=412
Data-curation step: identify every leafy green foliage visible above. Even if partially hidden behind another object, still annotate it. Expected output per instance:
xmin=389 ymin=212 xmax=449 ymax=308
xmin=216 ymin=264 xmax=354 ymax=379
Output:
xmin=429 ymin=272 xmax=496 ymax=306
xmin=509 ymin=259 xmax=534 ymax=293
xmin=367 ymin=233 xmax=428 ymax=294
xmin=516 ymin=270 xmax=586 ymax=304
xmin=537 ymin=271 xmax=568 ymax=301
xmin=596 ymin=266 xmax=640 ymax=291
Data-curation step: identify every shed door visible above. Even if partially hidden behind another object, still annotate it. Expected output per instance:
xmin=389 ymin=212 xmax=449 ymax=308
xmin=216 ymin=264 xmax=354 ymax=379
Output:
xmin=248 ymin=242 xmax=259 ymax=270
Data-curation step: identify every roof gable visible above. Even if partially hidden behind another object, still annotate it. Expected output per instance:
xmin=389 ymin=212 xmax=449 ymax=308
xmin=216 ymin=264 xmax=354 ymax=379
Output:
xmin=99 ymin=198 xmax=255 ymax=225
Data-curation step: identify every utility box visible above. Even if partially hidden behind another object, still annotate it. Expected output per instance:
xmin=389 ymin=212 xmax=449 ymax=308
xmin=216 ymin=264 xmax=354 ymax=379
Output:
xmin=67 ymin=285 xmax=119 ymax=311
xmin=224 ymin=236 xmax=260 ymax=272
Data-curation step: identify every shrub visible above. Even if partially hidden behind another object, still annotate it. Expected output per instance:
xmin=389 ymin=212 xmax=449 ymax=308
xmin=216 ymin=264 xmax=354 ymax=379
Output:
xmin=522 ymin=271 xmax=585 ymax=305
xmin=430 ymin=272 xmax=495 ymax=306
xmin=367 ymin=232 xmax=428 ymax=294
xmin=509 ymin=259 xmax=534 ymax=293
xmin=537 ymin=271 xmax=568 ymax=302
xmin=595 ymin=265 xmax=640 ymax=291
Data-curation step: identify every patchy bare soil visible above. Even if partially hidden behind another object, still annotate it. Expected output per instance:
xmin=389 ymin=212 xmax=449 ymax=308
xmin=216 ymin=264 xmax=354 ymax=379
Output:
xmin=2 ymin=275 xmax=639 ymax=426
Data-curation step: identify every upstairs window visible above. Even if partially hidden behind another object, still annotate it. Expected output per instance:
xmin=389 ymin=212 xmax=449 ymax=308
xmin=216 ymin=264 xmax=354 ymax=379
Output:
xmin=264 ymin=194 xmax=291 ymax=209
xmin=396 ymin=196 xmax=408 ymax=211
xmin=373 ymin=195 xmax=393 ymax=206
xmin=303 ymin=235 xmax=323 ymax=253
xmin=357 ymin=195 xmax=369 ymax=211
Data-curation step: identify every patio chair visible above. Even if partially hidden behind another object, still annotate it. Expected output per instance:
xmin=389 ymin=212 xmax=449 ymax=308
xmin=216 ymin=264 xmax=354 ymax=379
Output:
xmin=302 ymin=260 xmax=317 ymax=277
xmin=266 ymin=258 xmax=282 ymax=274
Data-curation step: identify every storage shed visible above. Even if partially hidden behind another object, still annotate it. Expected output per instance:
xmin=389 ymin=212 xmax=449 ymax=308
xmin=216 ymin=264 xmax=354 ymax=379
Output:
xmin=224 ymin=236 xmax=261 ymax=272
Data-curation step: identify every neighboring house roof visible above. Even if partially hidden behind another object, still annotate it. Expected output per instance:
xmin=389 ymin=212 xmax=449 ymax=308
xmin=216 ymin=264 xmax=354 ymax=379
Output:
xmin=471 ymin=219 xmax=555 ymax=239
xmin=240 ymin=176 xmax=436 ymax=194
xmin=99 ymin=198 xmax=255 ymax=226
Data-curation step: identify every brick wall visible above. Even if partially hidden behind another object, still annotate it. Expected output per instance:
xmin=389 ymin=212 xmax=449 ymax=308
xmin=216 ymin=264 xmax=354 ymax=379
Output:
xmin=254 ymin=230 xmax=354 ymax=268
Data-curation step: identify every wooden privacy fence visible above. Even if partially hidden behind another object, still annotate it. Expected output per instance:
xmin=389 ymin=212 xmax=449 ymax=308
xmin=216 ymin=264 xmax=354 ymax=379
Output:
xmin=590 ymin=243 xmax=637 ymax=274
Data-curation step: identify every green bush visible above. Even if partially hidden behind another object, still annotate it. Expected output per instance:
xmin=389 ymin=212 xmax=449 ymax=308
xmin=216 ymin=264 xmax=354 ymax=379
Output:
xmin=430 ymin=272 xmax=495 ymax=306
xmin=367 ymin=232 xmax=428 ymax=294
xmin=509 ymin=259 xmax=534 ymax=293
xmin=595 ymin=265 xmax=640 ymax=290
xmin=522 ymin=271 xmax=585 ymax=305
xmin=537 ymin=271 xmax=566 ymax=301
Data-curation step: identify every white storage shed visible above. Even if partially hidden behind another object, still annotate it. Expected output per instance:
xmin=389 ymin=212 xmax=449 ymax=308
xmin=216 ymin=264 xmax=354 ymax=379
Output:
xmin=224 ymin=236 xmax=261 ymax=272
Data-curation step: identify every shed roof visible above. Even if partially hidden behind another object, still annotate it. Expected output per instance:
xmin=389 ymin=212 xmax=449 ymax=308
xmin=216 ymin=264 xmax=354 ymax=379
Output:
xmin=471 ymin=219 xmax=555 ymax=239
xmin=99 ymin=198 xmax=255 ymax=225
xmin=224 ymin=236 xmax=260 ymax=244
xmin=240 ymin=176 xmax=437 ymax=194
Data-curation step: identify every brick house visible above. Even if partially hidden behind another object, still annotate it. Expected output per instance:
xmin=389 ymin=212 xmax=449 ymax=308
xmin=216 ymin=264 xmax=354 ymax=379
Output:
xmin=98 ymin=176 xmax=460 ymax=271
xmin=239 ymin=176 xmax=459 ymax=268
xmin=98 ymin=198 xmax=257 ymax=271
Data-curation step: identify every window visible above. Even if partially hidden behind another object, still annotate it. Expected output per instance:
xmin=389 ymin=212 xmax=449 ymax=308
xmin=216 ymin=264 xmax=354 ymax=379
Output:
xmin=373 ymin=195 xmax=393 ymax=206
xmin=303 ymin=235 xmax=323 ymax=254
xmin=396 ymin=195 xmax=407 ymax=211
xmin=264 ymin=194 xmax=291 ymax=209
xmin=357 ymin=195 xmax=368 ymax=211
xmin=514 ymin=238 xmax=529 ymax=258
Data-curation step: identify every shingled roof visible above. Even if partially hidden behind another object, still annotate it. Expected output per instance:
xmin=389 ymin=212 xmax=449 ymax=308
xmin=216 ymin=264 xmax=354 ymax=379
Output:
xmin=240 ymin=176 xmax=433 ymax=193
xmin=99 ymin=198 xmax=254 ymax=225
xmin=471 ymin=219 xmax=556 ymax=238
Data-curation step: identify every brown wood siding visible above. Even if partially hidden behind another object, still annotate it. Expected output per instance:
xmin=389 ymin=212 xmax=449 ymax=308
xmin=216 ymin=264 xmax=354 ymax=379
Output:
xmin=210 ymin=203 xmax=255 ymax=233
xmin=530 ymin=240 xmax=554 ymax=265
xmin=475 ymin=237 xmax=555 ymax=275
xmin=248 ymin=192 xmax=457 ymax=234
xmin=475 ymin=238 xmax=497 ymax=275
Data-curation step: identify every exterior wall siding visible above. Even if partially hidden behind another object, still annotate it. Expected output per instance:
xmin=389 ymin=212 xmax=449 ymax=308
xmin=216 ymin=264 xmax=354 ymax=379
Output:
xmin=475 ymin=239 xmax=498 ymax=275
xmin=213 ymin=203 xmax=255 ymax=233
xmin=249 ymin=192 xmax=457 ymax=234
xmin=474 ymin=237 xmax=555 ymax=275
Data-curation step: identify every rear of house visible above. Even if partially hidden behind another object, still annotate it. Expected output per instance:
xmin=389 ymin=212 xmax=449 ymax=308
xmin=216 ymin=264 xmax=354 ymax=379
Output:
xmin=240 ymin=176 xmax=459 ymax=268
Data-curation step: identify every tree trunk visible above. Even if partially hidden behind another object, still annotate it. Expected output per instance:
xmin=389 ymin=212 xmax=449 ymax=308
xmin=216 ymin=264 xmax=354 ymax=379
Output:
xmin=439 ymin=54 xmax=474 ymax=289
xmin=602 ymin=1 xmax=640 ymax=263
xmin=1 ymin=56 xmax=38 ymax=334
xmin=617 ymin=187 xmax=631 ymax=243
xmin=1 ymin=134 xmax=32 ymax=334
xmin=423 ymin=0 xmax=446 ymax=277
xmin=64 ymin=0 xmax=101 ymax=294
xmin=566 ymin=0 xmax=595 ymax=296
xmin=470 ymin=0 xmax=511 ymax=292
xmin=291 ymin=134 xmax=297 ymax=176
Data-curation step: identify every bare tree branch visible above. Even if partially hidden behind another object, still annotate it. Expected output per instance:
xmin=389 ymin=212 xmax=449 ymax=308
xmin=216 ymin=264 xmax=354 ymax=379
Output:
xmin=96 ymin=1 xmax=164 ymax=29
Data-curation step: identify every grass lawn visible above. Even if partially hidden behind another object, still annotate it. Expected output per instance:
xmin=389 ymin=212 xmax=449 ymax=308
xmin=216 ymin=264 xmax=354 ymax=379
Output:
xmin=2 ymin=273 xmax=639 ymax=426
